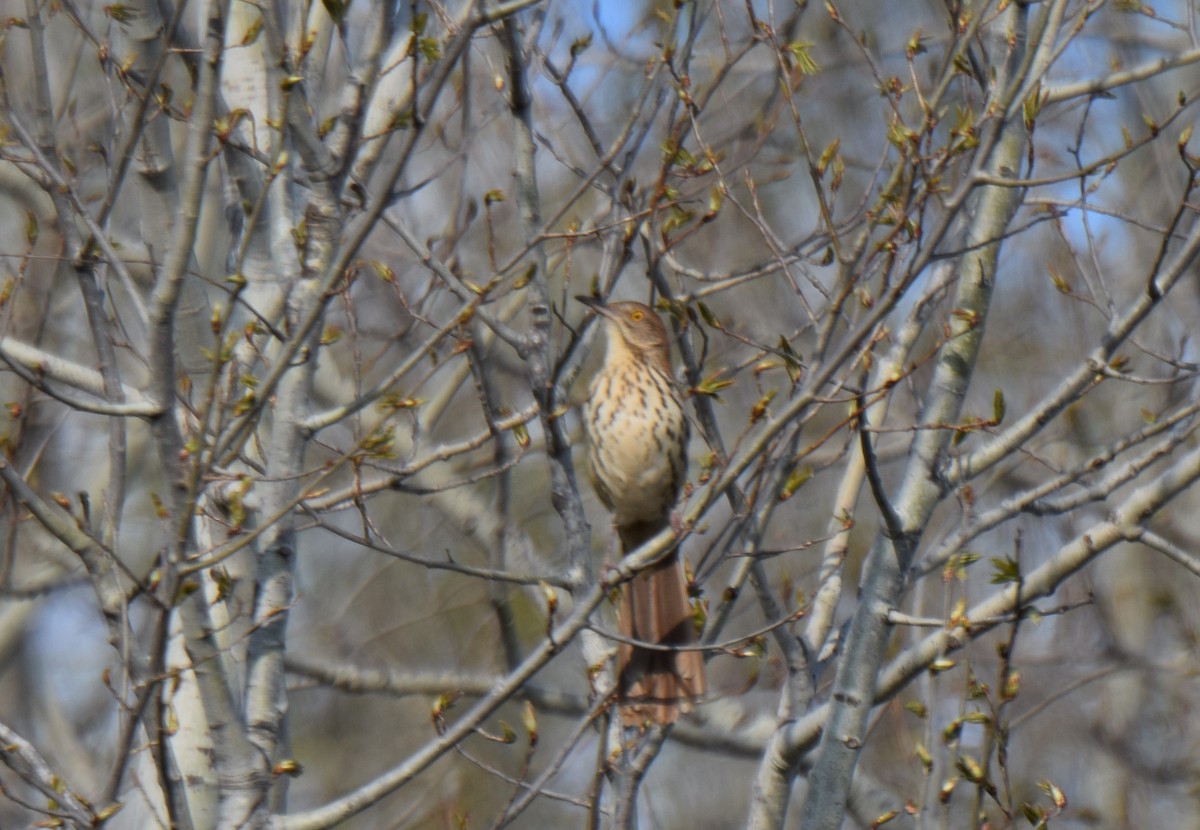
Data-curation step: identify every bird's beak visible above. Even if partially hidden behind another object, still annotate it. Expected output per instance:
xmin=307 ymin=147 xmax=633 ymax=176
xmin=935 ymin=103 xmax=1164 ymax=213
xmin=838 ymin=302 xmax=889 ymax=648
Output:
xmin=576 ymin=294 xmax=617 ymax=321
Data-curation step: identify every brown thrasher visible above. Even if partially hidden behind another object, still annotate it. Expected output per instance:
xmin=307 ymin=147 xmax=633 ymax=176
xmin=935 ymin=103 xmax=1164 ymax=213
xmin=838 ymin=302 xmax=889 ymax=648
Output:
xmin=578 ymin=295 xmax=706 ymax=725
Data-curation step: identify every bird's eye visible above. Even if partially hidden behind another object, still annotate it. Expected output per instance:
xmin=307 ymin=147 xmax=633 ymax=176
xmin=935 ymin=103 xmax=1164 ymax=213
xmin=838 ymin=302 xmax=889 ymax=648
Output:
xmin=630 ymin=310 xmax=644 ymax=322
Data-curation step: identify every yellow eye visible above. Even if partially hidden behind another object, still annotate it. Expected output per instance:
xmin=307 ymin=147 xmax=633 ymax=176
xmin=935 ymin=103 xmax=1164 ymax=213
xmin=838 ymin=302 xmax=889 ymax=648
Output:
xmin=630 ymin=310 xmax=644 ymax=322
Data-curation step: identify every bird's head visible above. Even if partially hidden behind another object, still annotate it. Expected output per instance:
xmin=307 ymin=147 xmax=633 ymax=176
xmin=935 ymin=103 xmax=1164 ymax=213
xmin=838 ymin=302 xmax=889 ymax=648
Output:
xmin=577 ymin=296 xmax=672 ymax=370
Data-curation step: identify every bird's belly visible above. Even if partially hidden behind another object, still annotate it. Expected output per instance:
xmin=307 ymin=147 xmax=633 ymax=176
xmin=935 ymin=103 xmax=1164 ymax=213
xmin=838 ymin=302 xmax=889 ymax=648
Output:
xmin=603 ymin=442 xmax=677 ymax=518
xmin=586 ymin=390 xmax=686 ymax=526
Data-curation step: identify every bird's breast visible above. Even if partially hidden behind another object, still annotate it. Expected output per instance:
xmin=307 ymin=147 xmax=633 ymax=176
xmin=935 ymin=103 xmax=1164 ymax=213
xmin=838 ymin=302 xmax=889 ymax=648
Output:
xmin=584 ymin=364 xmax=688 ymax=527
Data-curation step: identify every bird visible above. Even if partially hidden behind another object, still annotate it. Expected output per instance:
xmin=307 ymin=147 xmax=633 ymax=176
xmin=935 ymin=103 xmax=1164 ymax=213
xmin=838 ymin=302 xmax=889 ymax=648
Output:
xmin=577 ymin=294 xmax=706 ymax=726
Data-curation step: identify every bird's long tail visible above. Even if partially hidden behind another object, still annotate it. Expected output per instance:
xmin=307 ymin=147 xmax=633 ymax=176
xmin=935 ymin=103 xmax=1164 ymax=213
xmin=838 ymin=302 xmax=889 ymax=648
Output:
xmin=616 ymin=521 xmax=706 ymax=726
